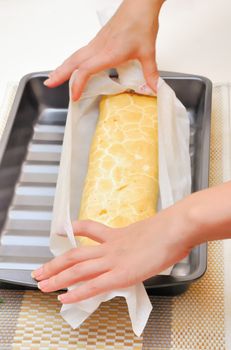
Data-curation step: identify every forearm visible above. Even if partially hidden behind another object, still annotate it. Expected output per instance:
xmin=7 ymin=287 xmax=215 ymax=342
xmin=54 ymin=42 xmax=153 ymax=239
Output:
xmin=179 ymin=181 xmax=231 ymax=248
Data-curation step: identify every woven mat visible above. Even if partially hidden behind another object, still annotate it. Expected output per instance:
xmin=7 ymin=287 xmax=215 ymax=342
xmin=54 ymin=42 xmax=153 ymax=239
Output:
xmin=0 ymin=83 xmax=230 ymax=350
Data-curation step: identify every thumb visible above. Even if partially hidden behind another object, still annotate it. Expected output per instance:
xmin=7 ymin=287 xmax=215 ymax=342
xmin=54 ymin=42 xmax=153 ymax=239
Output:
xmin=72 ymin=220 xmax=113 ymax=243
xmin=140 ymin=52 xmax=159 ymax=94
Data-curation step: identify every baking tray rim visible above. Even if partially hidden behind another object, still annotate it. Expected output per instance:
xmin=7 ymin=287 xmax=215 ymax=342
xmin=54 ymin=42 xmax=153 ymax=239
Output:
xmin=0 ymin=71 xmax=212 ymax=289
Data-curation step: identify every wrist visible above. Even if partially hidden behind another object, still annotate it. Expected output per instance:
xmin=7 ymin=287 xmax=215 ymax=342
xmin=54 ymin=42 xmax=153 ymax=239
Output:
xmin=173 ymin=192 xmax=214 ymax=250
xmin=163 ymin=196 xmax=202 ymax=253
xmin=165 ymin=181 xmax=231 ymax=251
xmin=122 ymin=0 xmax=164 ymax=25
xmin=143 ymin=198 xmax=197 ymax=270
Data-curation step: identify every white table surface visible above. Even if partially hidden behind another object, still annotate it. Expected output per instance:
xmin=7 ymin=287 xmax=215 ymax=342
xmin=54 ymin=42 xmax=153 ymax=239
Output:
xmin=0 ymin=0 xmax=230 ymax=109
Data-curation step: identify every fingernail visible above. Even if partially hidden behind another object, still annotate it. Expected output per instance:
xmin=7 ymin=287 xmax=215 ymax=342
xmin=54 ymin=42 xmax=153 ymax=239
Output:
xmin=31 ymin=266 xmax=43 ymax=279
xmin=37 ymin=279 xmax=49 ymax=290
xmin=71 ymin=89 xmax=75 ymax=101
xmin=57 ymin=294 xmax=66 ymax=302
xmin=43 ymin=79 xmax=50 ymax=86
xmin=153 ymin=78 xmax=159 ymax=93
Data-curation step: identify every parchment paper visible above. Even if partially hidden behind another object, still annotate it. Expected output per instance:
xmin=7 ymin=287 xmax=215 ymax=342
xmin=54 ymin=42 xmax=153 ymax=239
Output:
xmin=49 ymin=60 xmax=191 ymax=336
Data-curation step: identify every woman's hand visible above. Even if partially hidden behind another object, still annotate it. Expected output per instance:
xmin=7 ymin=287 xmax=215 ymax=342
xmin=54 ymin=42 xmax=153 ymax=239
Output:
xmin=31 ymin=200 xmax=193 ymax=304
xmin=44 ymin=0 xmax=165 ymax=100
xmin=31 ymin=180 xmax=231 ymax=304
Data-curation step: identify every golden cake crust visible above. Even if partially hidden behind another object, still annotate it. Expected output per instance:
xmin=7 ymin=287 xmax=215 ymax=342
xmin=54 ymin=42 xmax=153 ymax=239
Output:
xmin=78 ymin=92 xmax=158 ymax=245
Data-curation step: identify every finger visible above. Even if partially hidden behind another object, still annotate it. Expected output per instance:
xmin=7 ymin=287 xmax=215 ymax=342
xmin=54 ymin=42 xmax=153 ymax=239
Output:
xmin=31 ymin=244 xmax=102 ymax=281
xmin=72 ymin=220 xmax=114 ymax=243
xmin=37 ymin=258 xmax=109 ymax=293
xmin=44 ymin=45 xmax=94 ymax=88
xmin=139 ymin=50 xmax=159 ymax=94
xmin=71 ymin=50 xmax=120 ymax=100
xmin=57 ymin=270 xmax=119 ymax=303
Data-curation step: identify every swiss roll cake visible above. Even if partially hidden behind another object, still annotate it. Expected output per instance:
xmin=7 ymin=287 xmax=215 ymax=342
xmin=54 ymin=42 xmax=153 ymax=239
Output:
xmin=78 ymin=92 xmax=158 ymax=245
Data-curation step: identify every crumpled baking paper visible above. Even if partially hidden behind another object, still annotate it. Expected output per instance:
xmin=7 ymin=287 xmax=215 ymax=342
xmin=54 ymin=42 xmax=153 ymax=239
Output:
xmin=49 ymin=4 xmax=191 ymax=337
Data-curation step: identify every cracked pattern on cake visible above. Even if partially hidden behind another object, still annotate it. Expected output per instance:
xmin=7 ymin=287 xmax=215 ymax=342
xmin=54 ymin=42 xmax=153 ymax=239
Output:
xmin=78 ymin=92 xmax=158 ymax=245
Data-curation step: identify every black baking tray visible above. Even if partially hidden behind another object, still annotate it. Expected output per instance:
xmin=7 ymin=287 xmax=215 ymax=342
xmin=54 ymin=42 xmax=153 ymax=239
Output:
xmin=0 ymin=71 xmax=212 ymax=295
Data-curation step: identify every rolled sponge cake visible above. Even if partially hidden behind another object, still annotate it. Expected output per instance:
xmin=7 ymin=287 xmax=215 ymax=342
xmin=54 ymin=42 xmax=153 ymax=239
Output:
xmin=78 ymin=92 xmax=158 ymax=245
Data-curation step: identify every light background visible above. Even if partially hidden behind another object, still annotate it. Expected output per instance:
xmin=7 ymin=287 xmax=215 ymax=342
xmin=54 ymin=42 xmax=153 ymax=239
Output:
xmin=0 ymin=0 xmax=230 ymax=108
